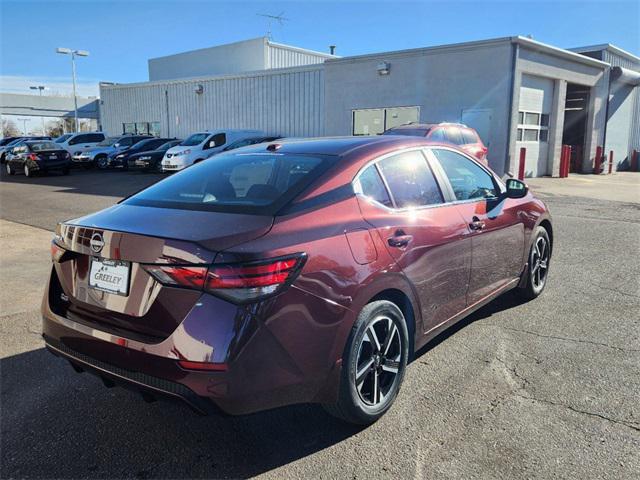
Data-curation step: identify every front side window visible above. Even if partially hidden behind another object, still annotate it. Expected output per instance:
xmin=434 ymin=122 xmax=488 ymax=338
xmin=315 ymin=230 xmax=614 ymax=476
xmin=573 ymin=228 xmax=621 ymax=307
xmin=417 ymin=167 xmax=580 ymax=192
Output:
xmin=376 ymin=150 xmax=443 ymax=208
xmin=355 ymin=165 xmax=392 ymax=207
xmin=125 ymin=153 xmax=335 ymax=214
xmin=86 ymin=133 xmax=105 ymax=143
xmin=181 ymin=133 xmax=209 ymax=147
xmin=433 ymin=149 xmax=498 ymax=201
xmin=54 ymin=134 xmax=72 ymax=144
xmin=207 ymin=133 xmax=226 ymax=149
xmin=97 ymin=137 xmax=119 ymax=147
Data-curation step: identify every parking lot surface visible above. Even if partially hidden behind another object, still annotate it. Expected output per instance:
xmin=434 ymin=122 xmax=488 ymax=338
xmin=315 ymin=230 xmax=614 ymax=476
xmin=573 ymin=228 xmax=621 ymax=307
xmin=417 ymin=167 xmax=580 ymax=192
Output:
xmin=1 ymin=169 xmax=639 ymax=479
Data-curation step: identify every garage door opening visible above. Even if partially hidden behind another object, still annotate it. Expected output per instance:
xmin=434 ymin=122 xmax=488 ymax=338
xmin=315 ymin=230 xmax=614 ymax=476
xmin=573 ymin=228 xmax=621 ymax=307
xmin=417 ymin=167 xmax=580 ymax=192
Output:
xmin=562 ymin=83 xmax=590 ymax=173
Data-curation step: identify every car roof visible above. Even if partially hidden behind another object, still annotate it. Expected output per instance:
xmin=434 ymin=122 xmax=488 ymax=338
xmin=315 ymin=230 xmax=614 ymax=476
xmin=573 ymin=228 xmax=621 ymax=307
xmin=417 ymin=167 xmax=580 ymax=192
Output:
xmin=386 ymin=123 xmax=437 ymax=131
xmin=232 ymin=135 xmax=437 ymax=157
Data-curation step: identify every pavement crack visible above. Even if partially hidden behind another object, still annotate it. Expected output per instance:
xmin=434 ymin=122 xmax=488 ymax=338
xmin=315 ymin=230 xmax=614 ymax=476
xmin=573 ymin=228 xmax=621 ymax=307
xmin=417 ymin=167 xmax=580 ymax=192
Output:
xmin=515 ymin=393 xmax=640 ymax=433
xmin=590 ymin=284 xmax=640 ymax=299
xmin=484 ymin=325 xmax=640 ymax=353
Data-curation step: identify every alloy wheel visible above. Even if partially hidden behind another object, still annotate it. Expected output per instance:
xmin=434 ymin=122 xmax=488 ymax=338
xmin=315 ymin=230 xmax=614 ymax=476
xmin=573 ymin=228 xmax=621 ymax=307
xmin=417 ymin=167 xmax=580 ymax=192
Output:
xmin=531 ymin=236 xmax=549 ymax=289
xmin=355 ymin=315 xmax=402 ymax=407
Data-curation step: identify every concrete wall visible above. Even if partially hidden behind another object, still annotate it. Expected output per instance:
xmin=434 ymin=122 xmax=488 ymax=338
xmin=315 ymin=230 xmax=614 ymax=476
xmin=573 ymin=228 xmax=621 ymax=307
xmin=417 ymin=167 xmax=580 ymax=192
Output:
xmin=323 ymin=40 xmax=515 ymax=174
xmin=0 ymin=93 xmax=99 ymax=119
xmin=100 ymin=66 xmax=325 ymax=139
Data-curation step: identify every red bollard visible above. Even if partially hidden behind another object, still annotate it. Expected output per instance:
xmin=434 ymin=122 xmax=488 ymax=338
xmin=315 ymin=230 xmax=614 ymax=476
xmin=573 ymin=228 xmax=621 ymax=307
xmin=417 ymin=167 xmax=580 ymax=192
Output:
xmin=559 ymin=146 xmax=566 ymax=178
xmin=608 ymin=151 xmax=614 ymax=174
xmin=518 ymin=147 xmax=526 ymax=180
xmin=594 ymin=146 xmax=603 ymax=174
xmin=565 ymin=146 xmax=572 ymax=177
xmin=632 ymin=150 xmax=639 ymax=172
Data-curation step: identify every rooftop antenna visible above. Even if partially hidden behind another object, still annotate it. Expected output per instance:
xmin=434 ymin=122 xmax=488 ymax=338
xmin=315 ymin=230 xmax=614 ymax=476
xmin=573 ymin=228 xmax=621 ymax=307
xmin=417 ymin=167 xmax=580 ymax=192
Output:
xmin=257 ymin=12 xmax=289 ymax=40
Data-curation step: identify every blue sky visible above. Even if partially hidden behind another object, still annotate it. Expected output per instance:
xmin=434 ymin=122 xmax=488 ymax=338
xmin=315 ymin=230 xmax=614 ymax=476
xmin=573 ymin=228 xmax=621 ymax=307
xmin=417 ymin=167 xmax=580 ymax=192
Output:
xmin=1 ymin=0 xmax=639 ymax=97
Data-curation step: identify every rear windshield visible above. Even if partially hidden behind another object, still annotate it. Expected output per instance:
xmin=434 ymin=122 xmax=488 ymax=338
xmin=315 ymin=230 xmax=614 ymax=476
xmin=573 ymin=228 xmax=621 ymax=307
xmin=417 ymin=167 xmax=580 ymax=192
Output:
xmin=383 ymin=128 xmax=430 ymax=137
xmin=28 ymin=142 xmax=59 ymax=151
xmin=181 ymin=133 xmax=209 ymax=147
xmin=97 ymin=137 xmax=119 ymax=147
xmin=124 ymin=152 xmax=336 ymax=214
xmin=54 ymin=134 xmax=72 ymax=143
xmin=158 ymin=141 xmax=180 ymax=151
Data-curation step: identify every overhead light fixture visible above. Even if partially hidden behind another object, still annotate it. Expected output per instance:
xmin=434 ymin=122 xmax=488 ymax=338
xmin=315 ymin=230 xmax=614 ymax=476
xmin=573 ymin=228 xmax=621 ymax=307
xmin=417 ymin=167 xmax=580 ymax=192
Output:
xmin=377 ymin=62 xmax=390 ymax=75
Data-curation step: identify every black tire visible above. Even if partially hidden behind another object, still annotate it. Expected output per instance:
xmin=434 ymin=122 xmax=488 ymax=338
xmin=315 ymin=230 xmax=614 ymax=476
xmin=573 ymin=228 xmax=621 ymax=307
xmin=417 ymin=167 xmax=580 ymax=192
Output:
xmin=6 ymin=163 xmax=14 ymax=175
xmin=323 ymin=300 xmax=409 ymax=425
xmin=516 ymin=226 xmax=551 ymax=301
xmin=96 ymin=155 xmax=108 ymax=169
xmin=193 ymin=158 xmax=204 ymax=164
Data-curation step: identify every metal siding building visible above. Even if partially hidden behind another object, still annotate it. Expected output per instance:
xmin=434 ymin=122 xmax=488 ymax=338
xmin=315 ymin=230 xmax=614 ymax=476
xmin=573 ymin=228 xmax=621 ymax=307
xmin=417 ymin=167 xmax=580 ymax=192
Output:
xmin=148 ymin=37 xmax=333 ymax=82
xmin=100 ymin=36 xmax=638 ymax=177
xmin=100 ymin=66 xmax=325 ymax=139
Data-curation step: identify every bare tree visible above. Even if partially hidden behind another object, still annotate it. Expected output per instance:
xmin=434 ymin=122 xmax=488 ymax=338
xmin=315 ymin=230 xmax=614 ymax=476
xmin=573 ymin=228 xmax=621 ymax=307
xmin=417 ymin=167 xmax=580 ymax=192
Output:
xmin=45 ymin=119 xmax=65 ymax=138
xmin=2 ymin=119 xmax=21 ymax=137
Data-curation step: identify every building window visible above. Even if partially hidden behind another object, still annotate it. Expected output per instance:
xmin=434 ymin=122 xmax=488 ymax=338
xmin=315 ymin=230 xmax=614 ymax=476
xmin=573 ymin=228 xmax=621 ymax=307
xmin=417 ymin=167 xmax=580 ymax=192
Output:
xmin=122 ymin=122 xmax=161 ymax=136
xmin=353 ymin=106 xmax=420 ymax=135
xmin=517 ymin=110 xmax=549 ymax=143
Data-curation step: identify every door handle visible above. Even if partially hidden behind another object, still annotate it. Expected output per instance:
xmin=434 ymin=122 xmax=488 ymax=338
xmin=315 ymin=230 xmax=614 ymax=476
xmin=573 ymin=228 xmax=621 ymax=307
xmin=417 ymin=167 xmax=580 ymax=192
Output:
xmin=469 ymin=216 xmax=486 ymax=231
xmin=388 ymin=231 xmax=413 ymax=248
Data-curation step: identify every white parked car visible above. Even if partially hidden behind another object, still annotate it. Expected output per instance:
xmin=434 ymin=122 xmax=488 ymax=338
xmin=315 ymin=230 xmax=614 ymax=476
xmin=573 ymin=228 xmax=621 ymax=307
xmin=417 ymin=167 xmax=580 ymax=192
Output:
xmin=54 ymin=132 xmax=106 ymax=156
xmin=160 ymin=130 xmax=264 ymax=172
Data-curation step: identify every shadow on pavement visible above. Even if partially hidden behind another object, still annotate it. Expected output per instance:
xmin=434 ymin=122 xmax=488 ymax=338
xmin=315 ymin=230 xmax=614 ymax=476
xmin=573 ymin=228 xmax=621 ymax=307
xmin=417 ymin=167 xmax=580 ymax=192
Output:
xmin=0 ymin=167 xmax=165 ymax=198
xmin=1 ymin=293 xmax=523 ymax=479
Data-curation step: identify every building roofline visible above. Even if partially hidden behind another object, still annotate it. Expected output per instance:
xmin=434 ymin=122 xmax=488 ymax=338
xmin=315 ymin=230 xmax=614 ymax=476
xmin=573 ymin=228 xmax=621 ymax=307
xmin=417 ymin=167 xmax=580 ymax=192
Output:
xmin=266 ymin=39 xmax=338 ymax=58
xmin=325 ymin=36 xmax=609 ymax=69
xmin=513 ymin=36 xmax=609 ymax=68
xmin=148 ymin=37 xmax=268 ymax=63
xmin=99 ymin=64 xmax=325 ymax=91
xmin=569 ymin=43 xmax=640 ymax=64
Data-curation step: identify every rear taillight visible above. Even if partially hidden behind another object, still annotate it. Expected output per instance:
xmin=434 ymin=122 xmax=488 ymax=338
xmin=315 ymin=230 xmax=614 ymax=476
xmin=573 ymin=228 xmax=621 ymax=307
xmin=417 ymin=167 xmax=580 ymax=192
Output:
xmin=142 ymin=254 xmax=306 ymax=304
xmin=28 ymin=153 xmax=38 ymax=161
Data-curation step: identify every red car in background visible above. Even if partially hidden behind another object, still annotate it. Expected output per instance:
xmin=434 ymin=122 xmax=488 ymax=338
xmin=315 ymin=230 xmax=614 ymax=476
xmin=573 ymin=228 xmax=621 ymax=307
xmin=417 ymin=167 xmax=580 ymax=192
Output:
xmin=42 ymin=136 xmax=552 ymax=425
xmin=383 ymin=123 xmax=489 ymax=165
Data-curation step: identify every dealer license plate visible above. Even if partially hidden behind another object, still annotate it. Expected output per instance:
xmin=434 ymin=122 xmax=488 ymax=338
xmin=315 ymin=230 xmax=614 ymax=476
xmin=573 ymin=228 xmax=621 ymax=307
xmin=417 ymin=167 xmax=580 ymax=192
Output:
xmin=89 ymin=258 xmax=130 ymax=296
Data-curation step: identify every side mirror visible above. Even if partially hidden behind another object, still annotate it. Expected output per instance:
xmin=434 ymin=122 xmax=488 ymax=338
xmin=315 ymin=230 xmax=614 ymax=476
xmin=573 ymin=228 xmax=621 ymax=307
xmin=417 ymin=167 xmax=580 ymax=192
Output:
xmin=505 ymin=178 xmax=528 ymax=199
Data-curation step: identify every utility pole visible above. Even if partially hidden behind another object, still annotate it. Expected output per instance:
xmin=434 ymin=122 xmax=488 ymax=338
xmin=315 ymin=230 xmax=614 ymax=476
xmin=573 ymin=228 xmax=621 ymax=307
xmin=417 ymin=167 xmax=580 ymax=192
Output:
xmin=56 ymin=47 xmax=90 ymax=132
xmin=29 ymin=85 xmax=46 ymax=134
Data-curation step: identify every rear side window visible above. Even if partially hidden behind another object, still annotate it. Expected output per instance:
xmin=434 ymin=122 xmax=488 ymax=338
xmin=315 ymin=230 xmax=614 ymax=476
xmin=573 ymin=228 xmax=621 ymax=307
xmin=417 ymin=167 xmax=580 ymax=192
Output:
xmin=377 ymin=151 xmax=443 ymax=208
xmin=125 ymin=152 xmax=335 ymax=214
xmin=445 ymin=128 xmax=464 ymax=145
xmin=461 ymin=129 xmax=478 ymax=144
xmin=208 ymin=133 xmax=226 ymax=148
xmin=86 ymin=133 xmax=105 ymax=143
xmin=432 ymin=149 xmax=497 ymax=200
xmin=29 ymin=142 xmax=58 ymax=151
xmin=356 ymin=165 xmax=393 ymax=207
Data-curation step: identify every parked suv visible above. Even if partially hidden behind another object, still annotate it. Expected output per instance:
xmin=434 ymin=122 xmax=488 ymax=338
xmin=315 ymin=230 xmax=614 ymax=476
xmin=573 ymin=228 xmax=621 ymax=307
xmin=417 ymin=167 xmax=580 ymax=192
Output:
xmin=43 ymin=137 xmax=552 ymax=425
xmin=72 ymin=135 xmax=152 ymax=169
xmin=54 ymin=132 xmax=106 ymax=156
xmin=161 ymin=129 xmax=264 ymax=171
xmin=383 ymin=123 xmax=488 ymax=165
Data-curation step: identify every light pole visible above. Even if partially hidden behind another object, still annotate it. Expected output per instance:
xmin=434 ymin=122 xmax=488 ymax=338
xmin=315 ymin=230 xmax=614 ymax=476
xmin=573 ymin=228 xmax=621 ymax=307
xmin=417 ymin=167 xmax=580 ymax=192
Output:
xmin=29 ymin=85 xmax=46 ymax=134
xmin=56 ymin=47 xmax=89 ymax=132
xmin=17 ymin=117 xmax=31 ymax=135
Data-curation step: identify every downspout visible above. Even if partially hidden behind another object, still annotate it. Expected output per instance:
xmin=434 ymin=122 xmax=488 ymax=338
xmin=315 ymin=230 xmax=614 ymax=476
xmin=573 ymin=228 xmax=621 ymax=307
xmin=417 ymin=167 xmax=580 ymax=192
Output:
xmin=505 ymin=41 xmax=520 ymax=177
xmin=601 ymin=68 xmax=612 ymax=168
xmin=165 ymin=89 xmax=170 ymax=137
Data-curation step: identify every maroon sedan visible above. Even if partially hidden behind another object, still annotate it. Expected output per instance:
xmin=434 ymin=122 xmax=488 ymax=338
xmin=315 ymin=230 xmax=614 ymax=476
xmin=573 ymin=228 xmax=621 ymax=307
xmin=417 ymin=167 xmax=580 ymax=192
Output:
xmin=42 ymin=136 xmax=552 ymax=424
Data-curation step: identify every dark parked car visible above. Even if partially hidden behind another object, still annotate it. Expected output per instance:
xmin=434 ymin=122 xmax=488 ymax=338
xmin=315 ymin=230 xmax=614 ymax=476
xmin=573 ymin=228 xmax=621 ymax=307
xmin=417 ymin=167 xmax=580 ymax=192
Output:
xmin=43 ymin=137 xmax=552 ymax=424
xmin=6 ymin=140 xmax=71 ymax=177
xmin=106 ymin=137 xmax=175 ymax=169
xmin=101 ymin=136 xmax=157 ymax=169
xmin=0 ymin=136 xmax=51 ymax=163
xmin=384 ymin=123 xmax=489 ymax=165
xmin=126 ymin=139 xmax=183 ymax=171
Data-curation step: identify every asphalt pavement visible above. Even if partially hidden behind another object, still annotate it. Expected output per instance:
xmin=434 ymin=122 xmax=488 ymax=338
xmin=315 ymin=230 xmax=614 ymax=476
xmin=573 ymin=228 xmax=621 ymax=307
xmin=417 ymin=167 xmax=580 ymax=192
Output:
xmin=1 ymin=168 xmax=638 ymax=479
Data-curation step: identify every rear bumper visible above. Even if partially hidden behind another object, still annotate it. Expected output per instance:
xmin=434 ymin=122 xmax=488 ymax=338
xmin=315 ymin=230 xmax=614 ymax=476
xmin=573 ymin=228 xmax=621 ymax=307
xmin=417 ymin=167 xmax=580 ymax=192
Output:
xmin=42 ymin=267 xmax=348 ymax=415
xmin=32 ymin=160 xmax=70 ymax=171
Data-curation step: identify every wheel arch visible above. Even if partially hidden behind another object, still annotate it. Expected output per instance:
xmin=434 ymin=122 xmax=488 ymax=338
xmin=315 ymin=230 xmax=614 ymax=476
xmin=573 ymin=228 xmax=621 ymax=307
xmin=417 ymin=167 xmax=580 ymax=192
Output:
xmin=368 ymin=288 xmax=418 ymax=360
xmin=538 ymin=218 xmax=553 ymax=254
